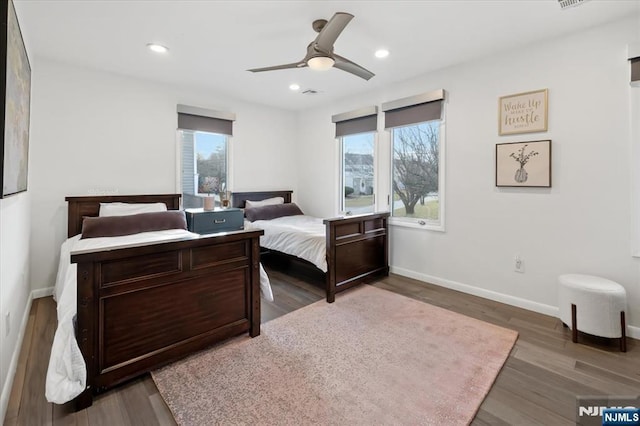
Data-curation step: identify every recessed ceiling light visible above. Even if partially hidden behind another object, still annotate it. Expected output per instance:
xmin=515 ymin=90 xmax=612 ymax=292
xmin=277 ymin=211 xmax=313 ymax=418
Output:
xmin=375 ymin=49 xmax=389 ymax=59
xmin=147 ymin=43 xmax=169 ymax=54
xmin=289 ymin=83 xmax=300 ymax=91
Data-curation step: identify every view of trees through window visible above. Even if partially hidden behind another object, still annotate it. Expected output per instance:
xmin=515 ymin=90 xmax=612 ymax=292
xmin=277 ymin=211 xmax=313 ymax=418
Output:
xmin=392 ymin=121 xmax=440 ymax=221
xmin=341 ymin=133 xmax=375 ymax=214
xmin=180 ymin=129 xmax=227 ymax=208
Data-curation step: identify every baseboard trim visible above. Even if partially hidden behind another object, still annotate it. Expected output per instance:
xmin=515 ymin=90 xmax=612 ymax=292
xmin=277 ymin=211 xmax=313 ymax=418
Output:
xmin=390 ymin=267 xmax=640 ymax=340
xmin=628 ymin=325 xmax=640 ymax=340
xmin=0 ymin=286 xmax=55 ymax=423
xmin=32 ymin=287 xmax=54 ymax=299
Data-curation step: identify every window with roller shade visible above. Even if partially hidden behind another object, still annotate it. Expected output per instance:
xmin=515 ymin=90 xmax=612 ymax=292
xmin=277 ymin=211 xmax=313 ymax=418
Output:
xmin=332 ymin=107 xmax=378 ymax=214
xmin=383 ymin=90 xmax=446 ymax=229
xmin=177 ymin=105 xmax=235 ymax=209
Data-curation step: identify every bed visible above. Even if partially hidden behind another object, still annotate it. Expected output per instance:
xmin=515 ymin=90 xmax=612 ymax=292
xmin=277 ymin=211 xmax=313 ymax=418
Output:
xmin=54 ymin=194 xmax=265 ymax=410
xmin=232 ymin=190 xmax=389 ymax=303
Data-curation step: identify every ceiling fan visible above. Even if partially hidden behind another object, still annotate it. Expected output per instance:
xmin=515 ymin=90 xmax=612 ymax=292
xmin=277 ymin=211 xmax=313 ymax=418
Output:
xmin=247 ymin=12 xmax=375 ymax=81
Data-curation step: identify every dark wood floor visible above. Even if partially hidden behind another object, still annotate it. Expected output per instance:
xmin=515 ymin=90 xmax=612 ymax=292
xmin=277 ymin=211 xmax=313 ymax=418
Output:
xmin=4 ymin=267 xmax=639 ymax=425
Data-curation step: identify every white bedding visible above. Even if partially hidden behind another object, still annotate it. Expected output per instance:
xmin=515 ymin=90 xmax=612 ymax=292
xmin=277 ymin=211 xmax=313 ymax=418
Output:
xmin=46 ymin=229 xmax=274 ymax=404
xmin=246 ymin=215 xmax=327 ymax=272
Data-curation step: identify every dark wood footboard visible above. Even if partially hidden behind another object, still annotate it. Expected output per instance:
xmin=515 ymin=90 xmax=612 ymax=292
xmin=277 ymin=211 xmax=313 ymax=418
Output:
xmin=71 ymin=229 xmax=263 ymax=410
xmin=324 ymin=212 xmax=389 ymax=303
xmin=65 ymin=194 xmax=263 ymax=410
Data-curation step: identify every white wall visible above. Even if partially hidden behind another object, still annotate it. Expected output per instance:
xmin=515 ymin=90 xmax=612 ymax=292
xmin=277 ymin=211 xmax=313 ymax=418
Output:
xmin=296 ymin=16 xmax=640 ymax=329
xmin=28 ymin=59 xmax=298 ymax=291
xmin=0 ymin=193 xmax=31 ymax=420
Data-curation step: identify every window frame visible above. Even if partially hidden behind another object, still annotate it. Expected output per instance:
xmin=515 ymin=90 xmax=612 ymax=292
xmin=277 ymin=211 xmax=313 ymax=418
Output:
xmin=631 ymin=82 xmax=640 ymax=257
xmin=175 ymin=105 xmax=235 ymax=209
xmin=388 ymin=104 xmax=446 ymax=232
xmin=192 ymin=131 xmax=229 ymax=198
xmin=338 ymin=131 xmax=378 ymax=215
xmin=177 ymin=128 xmax=232 ymax=208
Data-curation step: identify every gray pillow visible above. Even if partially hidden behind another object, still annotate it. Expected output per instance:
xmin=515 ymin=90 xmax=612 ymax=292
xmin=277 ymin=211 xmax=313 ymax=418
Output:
xmin=244 ymin=203 xmax=304 ymax=222
xmin=81 ymin=210 xmax=187 ymax=239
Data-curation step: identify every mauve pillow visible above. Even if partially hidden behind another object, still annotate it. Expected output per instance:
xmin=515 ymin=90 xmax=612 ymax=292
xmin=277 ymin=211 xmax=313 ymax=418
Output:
xmin=244 ymin=203 xmax=304 ymax=222
xmin=81 ymin=210 xmax=187 ymax=239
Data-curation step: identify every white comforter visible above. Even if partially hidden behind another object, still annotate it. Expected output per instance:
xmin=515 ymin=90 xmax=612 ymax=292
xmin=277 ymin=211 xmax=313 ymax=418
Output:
xmin=247 ymin=215 xmax=327 ymax=272
xmin=46 ymin=229 xmax=274 ymax=404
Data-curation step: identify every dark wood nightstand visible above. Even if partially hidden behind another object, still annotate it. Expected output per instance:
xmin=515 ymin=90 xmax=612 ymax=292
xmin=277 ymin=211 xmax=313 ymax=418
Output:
xmin=185 ymin=208 xmax=244 ymax=234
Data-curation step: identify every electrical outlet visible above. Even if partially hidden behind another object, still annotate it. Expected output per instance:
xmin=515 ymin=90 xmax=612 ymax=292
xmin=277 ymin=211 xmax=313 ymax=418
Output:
xmin=5 ymin=311 xmax=10 ymax=337
xmin=514 ymin=255 xmax=525 ymax=273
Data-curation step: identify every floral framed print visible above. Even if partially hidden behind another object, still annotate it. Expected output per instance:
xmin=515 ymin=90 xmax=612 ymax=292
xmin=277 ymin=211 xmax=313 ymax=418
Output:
xmin=496 ymin=140 xmax=551 ymax=187
xmin=498 ymin=89 xmax=548 ymax=136
xmin=0 ymin=0 xmax=31 ymax=198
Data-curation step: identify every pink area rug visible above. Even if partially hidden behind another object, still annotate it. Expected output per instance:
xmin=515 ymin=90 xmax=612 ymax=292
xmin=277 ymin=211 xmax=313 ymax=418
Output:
xmin=152 ymin=285 xmax=517 ymax=425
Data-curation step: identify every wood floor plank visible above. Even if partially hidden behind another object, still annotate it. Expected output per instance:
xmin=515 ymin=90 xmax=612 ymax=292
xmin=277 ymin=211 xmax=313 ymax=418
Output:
xmin=482 ymin=386 xmax=575 ymax=426
xmin=496 ymin=362 xmax=583 ymax=422
xmin=513 ymin=340 xmax=640 ymax=395
xmin=53 ymin=401 xmax=84 ymax=426
xmin=15 ymin=298 xmax=55 ymax=426
xmin=118 ymin=378 xmax=160 ymax=426
xmin=4 ymin=298 xmax=36 ymax=423
xmin=5 ymin=269 xmax=639 ymax=425
xmin=85 ymin=391 xmax=131 ymax=426
xmin=148 ymin=394 xmax=177 ymax=426
xmin=574 ymin=359 xmax=640 ymax=386
xmin=471 ymin=408 xmax=512 ymax=426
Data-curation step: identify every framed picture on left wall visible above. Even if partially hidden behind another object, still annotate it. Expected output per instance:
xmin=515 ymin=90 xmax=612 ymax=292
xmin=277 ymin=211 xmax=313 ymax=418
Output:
xmin=0 ymin=0 xmax=31 ymax=198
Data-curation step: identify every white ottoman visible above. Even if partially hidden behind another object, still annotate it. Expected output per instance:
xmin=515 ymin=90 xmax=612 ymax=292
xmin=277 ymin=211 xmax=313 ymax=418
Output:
xmin=558 ymin=274 xmax=627 ymax=352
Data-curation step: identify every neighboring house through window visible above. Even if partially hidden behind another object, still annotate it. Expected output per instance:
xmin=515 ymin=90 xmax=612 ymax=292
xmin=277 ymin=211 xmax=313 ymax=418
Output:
xmin=177 ymin=104 xmax=235 ymax=209
xmin=382 ymin=90 xmax=446 ymax=230
xmin=332 ymin=106 xmax=378 ymax=215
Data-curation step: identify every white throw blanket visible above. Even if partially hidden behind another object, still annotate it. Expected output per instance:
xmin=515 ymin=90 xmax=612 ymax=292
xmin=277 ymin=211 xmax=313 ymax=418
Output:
xmin=246 ymin=215 xmax=327 ymax=272
xmin=46 ymin=229 xmax=274 ymax=404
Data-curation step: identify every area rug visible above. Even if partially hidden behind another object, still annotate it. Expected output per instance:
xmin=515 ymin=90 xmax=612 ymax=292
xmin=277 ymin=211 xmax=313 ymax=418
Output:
xmin=152 ymin=285 xmax=518 ymax=426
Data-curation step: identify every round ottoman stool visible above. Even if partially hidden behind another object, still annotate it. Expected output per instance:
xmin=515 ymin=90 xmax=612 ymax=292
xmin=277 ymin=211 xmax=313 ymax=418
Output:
xmin=558 ymin=274 xmax=627 ymax=352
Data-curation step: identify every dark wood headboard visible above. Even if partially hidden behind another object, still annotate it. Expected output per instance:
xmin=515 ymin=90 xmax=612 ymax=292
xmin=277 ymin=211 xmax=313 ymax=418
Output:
xmin=231 ymin=191 xmax=293 ymax=208
xmin=65 ymin=194 xmax=181 ymax=238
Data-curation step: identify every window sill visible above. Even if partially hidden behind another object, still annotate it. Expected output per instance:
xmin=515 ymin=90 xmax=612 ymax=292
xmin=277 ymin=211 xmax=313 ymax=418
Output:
xmin=389 ymin=217 xmax=444 ymax=232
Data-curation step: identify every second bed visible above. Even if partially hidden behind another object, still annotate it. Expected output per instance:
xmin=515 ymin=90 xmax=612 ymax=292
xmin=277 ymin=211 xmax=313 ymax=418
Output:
xmin=232 ymin=190 xmax=389 ymax=302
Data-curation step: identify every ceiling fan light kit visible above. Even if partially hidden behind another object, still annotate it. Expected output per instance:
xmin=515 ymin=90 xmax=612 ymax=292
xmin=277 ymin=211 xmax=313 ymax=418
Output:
xmin=307 ymin=56 xmax=335 ymax=71
xmin=247 ymin=12 xmax=375 ymax=81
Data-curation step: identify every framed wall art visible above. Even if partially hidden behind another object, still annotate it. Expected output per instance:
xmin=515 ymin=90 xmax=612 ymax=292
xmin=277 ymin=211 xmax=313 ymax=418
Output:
xmin=0 ymin=0 xmax=31 ymax=198
xmin=496 ymin=140 xmax=551 ymax=187
xmin=498 ymin=89 xmax=548 ymax=136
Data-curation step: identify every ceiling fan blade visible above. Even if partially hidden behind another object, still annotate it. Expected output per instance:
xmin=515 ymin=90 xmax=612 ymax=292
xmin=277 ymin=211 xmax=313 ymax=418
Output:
xmin=247 ymin=62 xmax=306 ymax=73
xmin=333 ymin=54 xmax=375 ymax=81
xmin=314 ymin=12 xmax=354 ymax=52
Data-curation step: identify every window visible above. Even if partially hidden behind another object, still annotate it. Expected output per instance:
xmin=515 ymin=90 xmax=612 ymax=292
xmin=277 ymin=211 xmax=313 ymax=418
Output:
xmin=177 ymin=105 xmax=235 ymax=209
xmin=341 ymin=132 xmax=375 ymax=214
xmin=332 ymin=106 xmax=378 ymax=215
xmin=180 ymin=130 xmax=228 ymax=208
xmin=383 ymin=90 xmax=445 ymax=229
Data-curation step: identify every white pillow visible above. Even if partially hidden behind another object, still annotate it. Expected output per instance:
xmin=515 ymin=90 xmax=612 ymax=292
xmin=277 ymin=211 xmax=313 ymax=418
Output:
xmin=245 ymin=196 xmax=285 ymax=209
xmin=98 ymin=202 xmax=168 ymax=217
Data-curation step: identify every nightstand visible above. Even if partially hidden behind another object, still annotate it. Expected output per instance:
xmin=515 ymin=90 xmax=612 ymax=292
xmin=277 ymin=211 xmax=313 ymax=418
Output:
xmin=185 ymin=208 xmax=244 ymax=234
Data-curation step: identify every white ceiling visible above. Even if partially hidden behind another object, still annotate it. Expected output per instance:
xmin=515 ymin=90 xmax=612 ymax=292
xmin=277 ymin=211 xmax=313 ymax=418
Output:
xmin=14 ymin=0 xmax=640 ymax=111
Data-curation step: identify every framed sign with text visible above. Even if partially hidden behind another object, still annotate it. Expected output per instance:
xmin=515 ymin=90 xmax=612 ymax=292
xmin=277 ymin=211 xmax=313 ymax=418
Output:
xmin=498 ymin=89 xmax=548 ymax=136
